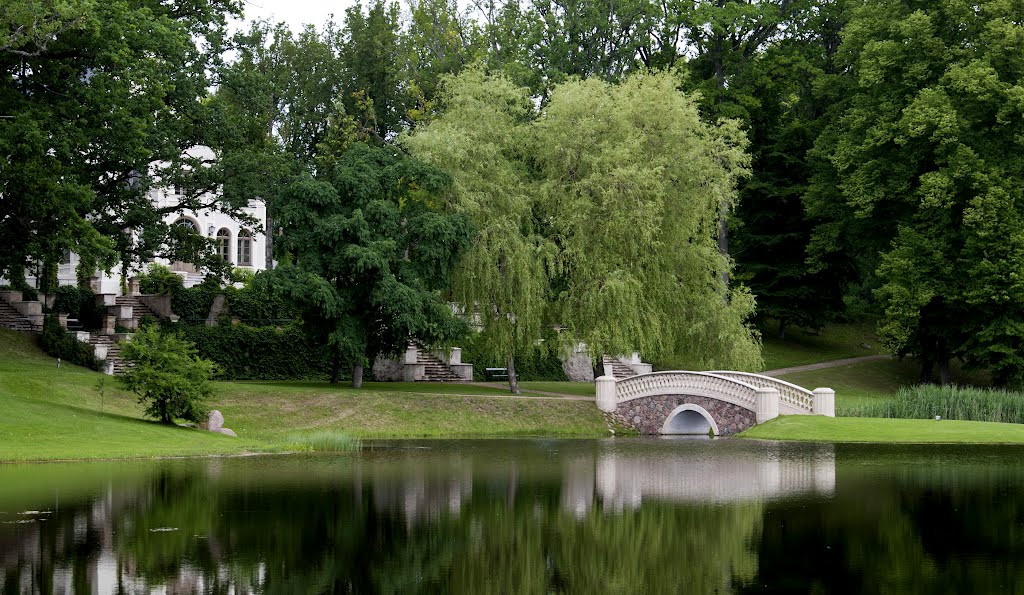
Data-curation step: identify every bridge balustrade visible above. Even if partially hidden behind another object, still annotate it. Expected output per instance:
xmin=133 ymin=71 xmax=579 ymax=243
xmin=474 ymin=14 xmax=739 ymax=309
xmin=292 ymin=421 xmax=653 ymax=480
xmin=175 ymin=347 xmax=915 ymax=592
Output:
xmin=709 ymin=371 xmax=815 ymax=414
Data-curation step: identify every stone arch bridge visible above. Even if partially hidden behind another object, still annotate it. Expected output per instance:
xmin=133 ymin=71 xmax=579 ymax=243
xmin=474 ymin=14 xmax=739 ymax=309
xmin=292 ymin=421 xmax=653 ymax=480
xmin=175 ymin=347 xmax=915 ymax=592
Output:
xmin=596 ymin=371 xmax=835 ymax=436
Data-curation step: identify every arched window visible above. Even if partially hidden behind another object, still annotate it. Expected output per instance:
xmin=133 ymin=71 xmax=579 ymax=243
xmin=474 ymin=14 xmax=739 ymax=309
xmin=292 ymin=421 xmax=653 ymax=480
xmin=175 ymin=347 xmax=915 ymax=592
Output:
xmin=237 ymin=230 xmax=252 ymax=266
xmin=216 ymin=228 xmax=231 ymax=262
xmin=174 ymin=217 xmax=199 ymax=233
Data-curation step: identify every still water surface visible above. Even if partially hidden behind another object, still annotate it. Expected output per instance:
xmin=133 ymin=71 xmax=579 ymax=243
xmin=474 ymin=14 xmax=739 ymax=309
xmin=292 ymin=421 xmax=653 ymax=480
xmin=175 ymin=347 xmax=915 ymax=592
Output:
xmin=2 ymin=438 xmax=1023 ymax=593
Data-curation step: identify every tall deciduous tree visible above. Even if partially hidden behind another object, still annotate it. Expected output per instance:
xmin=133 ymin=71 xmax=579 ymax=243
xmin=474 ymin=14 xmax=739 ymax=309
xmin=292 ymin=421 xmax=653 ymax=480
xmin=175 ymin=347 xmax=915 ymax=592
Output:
xmin=340 ymin=1 xmax=408 ymax=140
xmin=274 ymin=143 xmax=472 ymax=386
xmin=0 ymin=0 xmax=243 ymax=291
xmin=408 ymin=69 xmax=762 ymax=380
xmin=731 ymin=0 xmax=849 ymax=336
xmin=808 ymin=0 xmax=1024 ymax=385
xmin=536 ymin=72 xmax=761 ymax=370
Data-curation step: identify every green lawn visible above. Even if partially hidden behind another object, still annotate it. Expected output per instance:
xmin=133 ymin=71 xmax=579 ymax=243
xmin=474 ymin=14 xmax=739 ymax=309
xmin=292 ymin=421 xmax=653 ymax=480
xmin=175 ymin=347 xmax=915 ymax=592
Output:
xmin=760 ymin=320 xmax=886 ymax=371
xmin=742 ymin=415 xmax=1024 ymax=444
xmin=776 ymin=355 xmax=992 ymax=409
xmin=0 ymin=329 xmax=608 ymax=462
xmin=776 ymin=358 xmax=920 ymax=407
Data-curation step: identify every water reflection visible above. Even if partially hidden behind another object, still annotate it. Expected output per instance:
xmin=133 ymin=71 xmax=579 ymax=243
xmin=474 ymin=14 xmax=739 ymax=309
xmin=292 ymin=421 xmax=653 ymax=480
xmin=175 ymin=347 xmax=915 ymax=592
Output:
xmin=2 ymin=440 xmax=1024 ymax=593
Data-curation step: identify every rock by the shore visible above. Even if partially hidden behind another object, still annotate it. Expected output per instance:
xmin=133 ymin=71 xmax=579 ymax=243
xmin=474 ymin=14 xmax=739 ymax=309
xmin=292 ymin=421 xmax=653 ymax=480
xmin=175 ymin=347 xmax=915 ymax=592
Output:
xmin=201 ymin=410 xmax=224 ymax=432
xmin=217 ymin=428 xmax=237 ymax=437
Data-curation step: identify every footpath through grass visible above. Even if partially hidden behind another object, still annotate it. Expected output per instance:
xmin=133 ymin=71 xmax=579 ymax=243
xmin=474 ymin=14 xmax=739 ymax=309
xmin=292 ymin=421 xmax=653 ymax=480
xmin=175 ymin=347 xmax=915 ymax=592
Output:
xmin=0 ymin=329 xmax=607 ymax=462
xmin=760 ymin=320 xmax=886 ymax=371
xmin=742 ymin=415 xmax=1024 ymax=444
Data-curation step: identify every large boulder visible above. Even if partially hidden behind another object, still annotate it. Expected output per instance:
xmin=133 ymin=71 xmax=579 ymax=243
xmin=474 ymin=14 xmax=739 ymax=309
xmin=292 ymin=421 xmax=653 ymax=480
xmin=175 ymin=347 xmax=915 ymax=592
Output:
xmin=201 ymin=410 xmax=224 ymax=432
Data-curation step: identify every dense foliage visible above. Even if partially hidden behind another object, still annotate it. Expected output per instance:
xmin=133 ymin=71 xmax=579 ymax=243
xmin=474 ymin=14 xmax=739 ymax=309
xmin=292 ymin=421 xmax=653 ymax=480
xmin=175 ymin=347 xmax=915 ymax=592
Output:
xmin=51 ymin=286 xmax=105 ymax=330
xmin=0 ymin=0 xmax=245 ymax=292
xmin=274 ymin=143 xmax=472 ymax=385
xmin=461 ymin=328 xmax=568 ymax=382
xmin=38 ymin=315 xmax=99 ymax=371
xmin=118 ymin=326 xmax=215 ymax=424
xmin=9 ymin=0 xmax=1024 ymax=387
xmin=407 ymin=69 xmax=763 ymax=373
xmin=173 ymin=322 xmax=329 ymax=381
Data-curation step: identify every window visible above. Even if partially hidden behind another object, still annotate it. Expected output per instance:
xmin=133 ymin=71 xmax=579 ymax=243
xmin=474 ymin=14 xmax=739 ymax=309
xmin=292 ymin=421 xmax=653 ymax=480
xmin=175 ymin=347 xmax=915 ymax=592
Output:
xmin=174 ymin=217 xmax=199 ymax=233
xmin=216 ymin=228 xmax=231 ymax=263
xmin=237 ymin=230 xmax=252 ymax=266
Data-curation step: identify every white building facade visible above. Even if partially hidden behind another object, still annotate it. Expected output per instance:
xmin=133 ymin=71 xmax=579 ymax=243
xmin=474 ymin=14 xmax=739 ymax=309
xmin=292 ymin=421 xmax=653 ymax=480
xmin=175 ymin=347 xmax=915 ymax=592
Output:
xmin=45 ymin=146 xmax=269 ymax=295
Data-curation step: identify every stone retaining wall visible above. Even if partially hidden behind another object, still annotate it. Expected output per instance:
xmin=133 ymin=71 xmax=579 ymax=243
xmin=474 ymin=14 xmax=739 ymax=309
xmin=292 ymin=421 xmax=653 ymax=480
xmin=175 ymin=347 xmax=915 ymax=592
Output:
xmin=608 ymin=394 xmax=757 ymax=436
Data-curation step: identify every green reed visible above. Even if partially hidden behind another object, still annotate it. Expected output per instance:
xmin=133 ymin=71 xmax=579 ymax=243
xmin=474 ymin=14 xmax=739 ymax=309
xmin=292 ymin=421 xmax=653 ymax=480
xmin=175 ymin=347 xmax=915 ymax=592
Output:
xmin=840 ymin=385 xmax=1024 ymax=423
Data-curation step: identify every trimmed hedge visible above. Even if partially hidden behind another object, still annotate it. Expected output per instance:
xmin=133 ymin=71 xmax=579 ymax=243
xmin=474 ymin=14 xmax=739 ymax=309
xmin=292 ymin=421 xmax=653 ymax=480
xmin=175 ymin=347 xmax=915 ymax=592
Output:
xmin=39 ymin=315 xmax=100 ymax=371
xmin=223 ymin=273 xmax=298 ymax=323
xmin=169 ymin=321 xmax=331 ymax=381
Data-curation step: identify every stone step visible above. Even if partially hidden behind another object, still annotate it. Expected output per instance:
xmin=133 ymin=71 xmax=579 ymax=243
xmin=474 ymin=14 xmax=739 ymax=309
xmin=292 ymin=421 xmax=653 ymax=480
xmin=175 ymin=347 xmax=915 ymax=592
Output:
xmin=0 ymin=300 xmax=41 ymax=332
xmin=604 ymin=356 xmax=638 ymax=380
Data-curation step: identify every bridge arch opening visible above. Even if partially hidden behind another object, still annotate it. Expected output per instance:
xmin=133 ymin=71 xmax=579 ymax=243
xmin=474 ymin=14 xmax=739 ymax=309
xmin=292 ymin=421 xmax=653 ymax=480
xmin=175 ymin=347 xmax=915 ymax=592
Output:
xmin=660 ymin=404 xmax=720 ymax=436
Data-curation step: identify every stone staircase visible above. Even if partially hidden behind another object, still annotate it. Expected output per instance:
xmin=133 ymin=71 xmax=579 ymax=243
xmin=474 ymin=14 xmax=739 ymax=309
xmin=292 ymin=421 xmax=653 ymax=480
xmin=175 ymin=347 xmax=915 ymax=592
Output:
xmin=115 ymin=295 xmax=156 ymax=322
xmin=0 ymin=299 xmax=40 ymax=332
xmin=603 ymin=356 xmax=639 ymax=380
xmin=183 ymin=272 xmax=205 ymax=288
xmin=90 ymin=334 xmax=128 ymax=375
xmin=416 ymin=349 xmax=466 ymax=382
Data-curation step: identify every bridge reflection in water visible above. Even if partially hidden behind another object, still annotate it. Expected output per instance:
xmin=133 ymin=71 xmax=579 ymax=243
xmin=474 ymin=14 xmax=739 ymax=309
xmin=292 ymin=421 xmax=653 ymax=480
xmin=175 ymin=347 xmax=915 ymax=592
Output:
xmin=562 ymin=441 xmax=835 ymax=517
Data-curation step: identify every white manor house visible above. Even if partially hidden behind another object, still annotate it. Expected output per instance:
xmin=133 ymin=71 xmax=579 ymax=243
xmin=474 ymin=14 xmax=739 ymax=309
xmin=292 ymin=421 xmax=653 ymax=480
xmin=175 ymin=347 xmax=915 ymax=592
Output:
xmin=22 ymin=146 xmax=269 ymax=295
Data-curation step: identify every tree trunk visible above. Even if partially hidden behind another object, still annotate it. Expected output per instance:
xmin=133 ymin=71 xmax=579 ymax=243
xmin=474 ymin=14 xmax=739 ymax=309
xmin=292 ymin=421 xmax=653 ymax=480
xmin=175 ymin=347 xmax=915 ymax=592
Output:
xmin=919 ymin=357 xmax=934 ymax=384
xmin=330 ymin=354 xmax=341 ymax=384
xmin=778 ymin=319 xmax=787 ymax=340
xmin=939 ymin=359 xmax=951 ymax=386
xmin=264 ymin=210 xmax=274 ymax=270
xmin=593 ymin=353 xmax=605 ymax=380
xmin=507 ymin=355 xmax=521 ymax=394
xmin=718 ymin=214 xmax=730 ymax=286
xmin=352 ymin=363 xmax=364 ymax=389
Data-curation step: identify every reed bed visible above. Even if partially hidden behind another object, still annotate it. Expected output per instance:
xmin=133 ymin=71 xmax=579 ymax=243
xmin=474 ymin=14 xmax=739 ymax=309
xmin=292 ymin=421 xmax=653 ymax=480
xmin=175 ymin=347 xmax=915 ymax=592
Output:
xmin=840 ymin=385 xmax=1024 ymax=424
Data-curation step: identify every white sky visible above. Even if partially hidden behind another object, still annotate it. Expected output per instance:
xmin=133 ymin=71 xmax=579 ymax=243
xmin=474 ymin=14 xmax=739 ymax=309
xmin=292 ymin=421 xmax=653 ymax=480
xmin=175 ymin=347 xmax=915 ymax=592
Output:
xmin=235 ymin=0 xmax=358 ymax=32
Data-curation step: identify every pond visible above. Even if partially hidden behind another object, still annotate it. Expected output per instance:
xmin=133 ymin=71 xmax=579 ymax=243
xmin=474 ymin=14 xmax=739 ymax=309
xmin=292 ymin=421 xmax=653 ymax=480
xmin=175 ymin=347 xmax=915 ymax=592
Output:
xmin=2 ymin=438 xmax=1024 ymax=593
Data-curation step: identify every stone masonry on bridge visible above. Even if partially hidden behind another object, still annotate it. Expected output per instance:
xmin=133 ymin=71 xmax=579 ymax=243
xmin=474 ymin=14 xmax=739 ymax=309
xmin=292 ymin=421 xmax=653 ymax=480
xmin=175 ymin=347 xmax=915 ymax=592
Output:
xmin=596 ymin=371 xmax=835 ymax=436
xmin=609 ymin=395 xmax=757 ymax=435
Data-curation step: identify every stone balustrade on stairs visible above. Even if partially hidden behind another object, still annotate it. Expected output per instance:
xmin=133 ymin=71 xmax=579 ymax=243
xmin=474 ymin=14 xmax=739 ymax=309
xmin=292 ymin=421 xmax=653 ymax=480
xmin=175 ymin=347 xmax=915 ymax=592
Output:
xmin=377 ymin=343 xmax=473 ymax=382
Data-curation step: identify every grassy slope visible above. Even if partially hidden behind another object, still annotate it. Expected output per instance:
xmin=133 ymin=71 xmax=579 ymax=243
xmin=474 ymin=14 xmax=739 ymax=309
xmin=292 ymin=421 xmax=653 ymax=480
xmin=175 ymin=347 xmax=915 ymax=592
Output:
xmin=759 ymin=320 xmax=886 ymax=371
xmin=0 ymin=330 xmax=607 ymax=462
xmin=743 ymin=415 xmax=1024 ymax=444
xmin=777 ymin=358 xmax=921 ymax=407
xmin=215 ymin=382 xmax=602 ymax=440
xmin=0 ymin=330 xmax=262 ymax=462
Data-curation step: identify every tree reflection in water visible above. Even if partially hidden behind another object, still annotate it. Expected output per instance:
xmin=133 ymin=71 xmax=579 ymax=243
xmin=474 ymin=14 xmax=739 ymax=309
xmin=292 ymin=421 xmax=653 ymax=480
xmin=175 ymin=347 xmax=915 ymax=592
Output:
xmin=3 ymin=440 xmax=1024 ymax=593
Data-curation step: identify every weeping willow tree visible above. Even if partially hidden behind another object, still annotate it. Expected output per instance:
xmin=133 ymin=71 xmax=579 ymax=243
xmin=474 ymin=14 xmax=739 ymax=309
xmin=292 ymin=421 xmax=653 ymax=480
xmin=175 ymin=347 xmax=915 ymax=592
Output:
xmin=535 ymin=73 xmax=761 ymax=371
xmin=407 ymin=68 xmax=762 ymax=385
xmin=404 ymin=67 xmax=551 ymax=393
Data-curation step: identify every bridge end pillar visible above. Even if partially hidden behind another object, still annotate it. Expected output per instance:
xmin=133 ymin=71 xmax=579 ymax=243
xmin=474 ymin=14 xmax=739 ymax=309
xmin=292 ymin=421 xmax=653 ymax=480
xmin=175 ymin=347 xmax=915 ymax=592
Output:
xmin=755 ymin=388 xmax=780 ymax=424
xmin=596 ymin=375 xmax=618 ymax=412
xmin=813 ymin=388 xmax=836 ymax=417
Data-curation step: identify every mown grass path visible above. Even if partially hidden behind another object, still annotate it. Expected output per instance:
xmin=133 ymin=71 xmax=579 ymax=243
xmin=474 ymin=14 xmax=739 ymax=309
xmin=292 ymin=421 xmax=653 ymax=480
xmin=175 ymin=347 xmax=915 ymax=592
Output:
xmin=763 ymin=354 xmax=893 ymax=377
